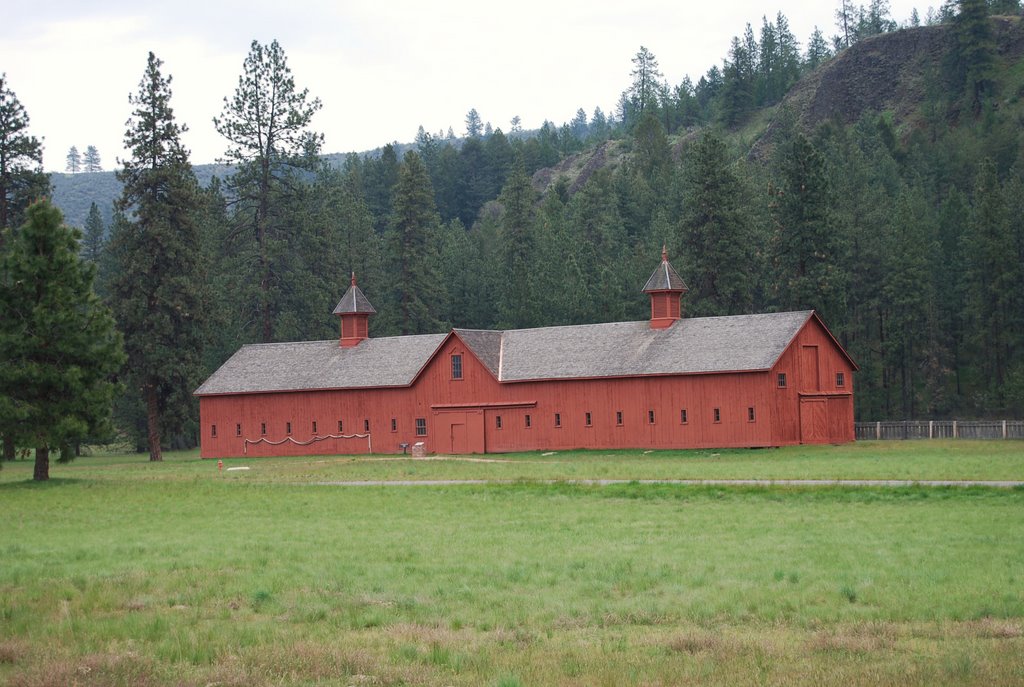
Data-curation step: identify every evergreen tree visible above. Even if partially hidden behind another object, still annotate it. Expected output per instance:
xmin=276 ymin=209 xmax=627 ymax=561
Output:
xmin=109 ymin=52 xmax=206 ymax=462
xmin=805 ymin=27 xmax=832 ymax=69
xmin=81 ymin=201 xmax=105 ymax=265
xmin=771 ymin=131 xmax=847 ymax=329
xmin=0 ymin=73 xmax=47 ymax=233
xmin=465 ymin=108 xmax=483 ymax=138
xmin=950 ymin=0 xmax=996 ymax=111
xmin=83 ymin=145 xmax=102 ymax=172
xmin=679 ymin=131 xmax=756 ymax=316
xmin=214 ymin=39 xmax=323 ymax=343
xmin=380 ymin=151 xmax=443 ymax=335
xmin=0 ymin=200 xmax=123 ymax=480
xmin=66 ymin=146 xmax=81 ymax=173
xmin=497 ymin=157 xmax=538 ymax=328
xmin=627 ymin=46 xmax=663 ymax=124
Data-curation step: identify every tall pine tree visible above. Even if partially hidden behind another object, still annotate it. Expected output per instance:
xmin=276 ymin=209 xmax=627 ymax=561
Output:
xmin=109 ymin=52 xmax=206 ymax=462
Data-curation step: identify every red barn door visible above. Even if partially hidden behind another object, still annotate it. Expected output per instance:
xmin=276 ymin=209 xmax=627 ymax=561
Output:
xmin=433 ymin=410 xmax=485 ymax=454
xmin=799 ymin=397 xmax=828 ymax=444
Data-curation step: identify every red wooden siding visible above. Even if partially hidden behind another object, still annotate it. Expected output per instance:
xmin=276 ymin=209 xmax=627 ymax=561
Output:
xmin=199 ymin=318 xmax=856 ymax=458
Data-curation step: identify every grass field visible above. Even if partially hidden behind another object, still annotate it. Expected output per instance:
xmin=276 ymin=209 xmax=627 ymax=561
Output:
xmin=1 ymin=441 xmax=1022 ymax=685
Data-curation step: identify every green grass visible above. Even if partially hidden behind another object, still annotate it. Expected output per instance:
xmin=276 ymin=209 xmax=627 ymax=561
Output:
xmin=3 ymin=439 xmax=1024 ymax=485
xmin=0 ymin=442 xmax=1022 ymax=685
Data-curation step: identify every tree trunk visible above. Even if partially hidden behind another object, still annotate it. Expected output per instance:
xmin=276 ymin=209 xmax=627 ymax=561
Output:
xmin=146 ymin=384 xmax=163 ymax=462
xmin=3 ymin=435 xmax=14 ymax=461
xmin=34 ymin=446 xmax=49 ymax=481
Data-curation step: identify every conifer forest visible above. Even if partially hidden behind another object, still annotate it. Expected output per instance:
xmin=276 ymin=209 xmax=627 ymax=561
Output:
xmin=3 ymin=1 xmax=1024 ymax=455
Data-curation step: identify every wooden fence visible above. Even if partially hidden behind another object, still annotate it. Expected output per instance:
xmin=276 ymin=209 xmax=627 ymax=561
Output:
xmin=854 ymin=420 xmax=1024 ymax=440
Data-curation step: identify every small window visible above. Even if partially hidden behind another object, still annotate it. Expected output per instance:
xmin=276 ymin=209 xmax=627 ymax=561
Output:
xmin=648 ymin=410 xmax=656 ymax=425
xmin=525 ymin=414 xmax=532 ymax=428
xmin=748 ymin=407 xmax=756 ymax=422
xmin=451 ymin=354 xmax=463 ymax=380
xmin=312 ymin=421 xmax=317 ymax=434
xmin=364 ymin=419 xmax=370 ymax=433
xmin=836 ymin=372 xmax=845 ymax=388
xmin=713 ymin=408 xmax=721 ymax=423
xmin=338 ymin=420 xmax=343 ymax=433
xmin=496 ymin=415 xmax=503 ymax=430
xmin=261 ymin=422 xmax=267 ymax=436
xmin=680 ymin=409 xmax=688 ymax=424
xmin=236 ymin=423 xmax=242 ymax=437
xmin=585 ymin=412 xmax=592 ymax=427
xmin=391 ymin=418 xmax=397 ymax=432
xmin=777 ymin=373 xmax=787 ymax=388
xmin=616 ymin=411 xmax=623 ymax=426
xmin=415 ymin=418 xmax=427 ymax=436
xmin=286 ymin=422 xmax=292 ymax=435
xmin=211 ymin=424 xmax=217 ymax=438
xmin=554 ymin=413 xmax=561 ymax=427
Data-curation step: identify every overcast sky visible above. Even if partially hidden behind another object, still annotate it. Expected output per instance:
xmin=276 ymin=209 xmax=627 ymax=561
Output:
xmin=3 ymin=0 xmax=927 ymax=171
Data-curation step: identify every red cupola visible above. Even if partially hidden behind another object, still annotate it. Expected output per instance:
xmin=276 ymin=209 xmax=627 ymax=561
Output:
xmin=333 ymin=272 xmax=376 ymax=347
xmin=642 ymin=247 xmax=689 ymax=329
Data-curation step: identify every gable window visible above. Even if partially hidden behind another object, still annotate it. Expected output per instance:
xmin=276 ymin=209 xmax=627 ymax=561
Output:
xmin=495 ymin=415 xmax=503 ymax=430
xmin=777 ymin=373 xmax=787 ymax=388
xmin=836 ymin=372 xmax=845 ymax=388
xmin=748 ymin=407 xmax=756 ymax=422
xmin=525 ymin=414 xmax=532 ymax=429
xmin=648 ymin=410 xmax=656 ymax=425
xmin=286 ymin=422 xmax=292 ymax=435
xmin=261 ymin=422 xmax=267 ymax=436
xmin=585 ymin=412 xmax=592 ymax=427
xmin=554 ymin=413 xmax=561 ymax=428
xmin=680 ymin=409 xmax=688 ymax=424
xmin=211 ymin=424 xmax=217 ymax=438
xmin=236 ymin=423 xmax=242 ymax=437
xmin=616 ymin=411 xmax=623 ymax=426
xmin=451 ymin=354 xmax=463 ymax=380
xmin=415 ymin=418 xmax=427 ymax=436
xmin=391 ymin=418 xmax=397 ymax=432
xmin=713 ymin=408 xmax=721 ymax=423
xmin=364 ymin=419 xmax=370 ymax=433
xmin=312 ymin=421 xmax=317 ymax=434
xmin=338 ymin=420 xmax=343 ymax=433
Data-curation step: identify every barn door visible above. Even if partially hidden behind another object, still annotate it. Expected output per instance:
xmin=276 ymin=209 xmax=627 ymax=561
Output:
xmin=450 ymin=423 xmax=468 ymax=454
xmin=799 ymin=398 xmax=828 ymax=444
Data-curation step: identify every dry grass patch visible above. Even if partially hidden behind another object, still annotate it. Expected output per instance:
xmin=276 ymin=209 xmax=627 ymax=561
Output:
xmin=6 ymin=650 xmax=157 ymax=687
xmin=0 ymin=638 xmax=30 ymax=664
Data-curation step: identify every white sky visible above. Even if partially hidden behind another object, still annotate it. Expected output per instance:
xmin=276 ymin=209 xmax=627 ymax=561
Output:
xmin=2 ymin=0 xmax=927 ymax=171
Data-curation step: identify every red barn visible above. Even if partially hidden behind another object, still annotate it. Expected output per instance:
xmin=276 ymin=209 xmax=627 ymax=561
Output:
xmin=196 ymin=252 xmax=856 ymax=457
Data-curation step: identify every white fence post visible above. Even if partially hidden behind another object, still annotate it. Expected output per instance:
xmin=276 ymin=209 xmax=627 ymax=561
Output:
xmin=1004 ymin=420 xmax=1008 ymax=439
xmin=953 ymin=420 xmax=958 ymax=439
xmin=929 ymin=420 xmax=933 ymax=439
xmin=876 ymin=421 xmax=881 ymax=440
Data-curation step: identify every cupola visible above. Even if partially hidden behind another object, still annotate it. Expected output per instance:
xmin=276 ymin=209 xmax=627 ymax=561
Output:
xmin=333 ymin=273 xmax=376 ymax=347
xmin=642 ymin=247 xmax=689 ymax=329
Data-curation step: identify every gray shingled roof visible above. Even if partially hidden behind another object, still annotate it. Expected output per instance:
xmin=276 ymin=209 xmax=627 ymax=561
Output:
xmin=195 ymin=333 xmax=446 ymax=395
xmin=332 ymin=283 xmax=376 ymax=315
xmin=642 ymin=258 xmax=688 ymax=293
xmin=196 ymin=311 xmax=816 ymax=395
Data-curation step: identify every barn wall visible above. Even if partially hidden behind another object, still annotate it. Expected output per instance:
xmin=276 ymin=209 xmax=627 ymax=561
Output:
xmin=770 ymin=317 xmax=855 ymax=445
xmin=199 ymin=318 xmax=857 ymax=458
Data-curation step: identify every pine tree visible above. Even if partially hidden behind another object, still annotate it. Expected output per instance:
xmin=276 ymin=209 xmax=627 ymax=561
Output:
xmin=381 ymin=151 xmax=443 ymax=335
xmin=464 ymin=108 xmax=483 ymax=138
xmin=214 ymin=39 xmax=323 ymax=343
xmin=497 ymin=157 xmax=538 ymax=328
xmin=628 ymin=46 xmax=663 ymax=124
xmin=950 ymin=0 xmax=996 ymax=111
xmin=771 ymin=131 xmax=847 ymax=329
xmin=66 ymin=146 xmax=81 ymax=173
xmin=0 ymin=73 xmax=47 ymax=233
xmin=81 ymin=201 xmax=105 ymax=264
xmin=679 ymin=131 xmax=756 ymax=316
xmin=109 ymin=52 xmax=205 ymax=462
xmin=0 ymin=200 xmax=123 ymax=480
xmin=83 ymin=145 xmax=102 ymax=172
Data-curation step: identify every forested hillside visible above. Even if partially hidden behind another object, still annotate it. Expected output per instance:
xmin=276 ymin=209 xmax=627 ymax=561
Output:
xmin=15 ymin=2 xmax=1024 ymax=453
